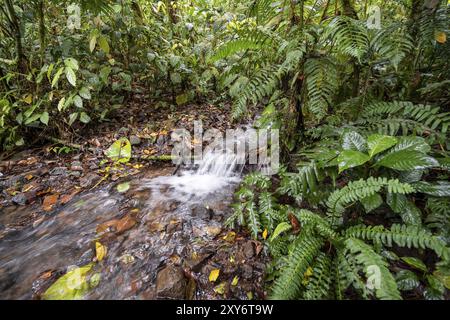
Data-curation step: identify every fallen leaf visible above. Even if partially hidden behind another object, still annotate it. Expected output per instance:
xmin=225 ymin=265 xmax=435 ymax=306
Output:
xmin=213 ymin=282 xmax=226 ymax=295
xmin=222 ymin=231 xmax=236 ymax=243
xmin=116 ymin=182 xmax=130 ymax=193
xmin=116 ymin=215 xmax=137 ymax=233
xmin=435 ymin=31 xmax=447 ymax=44
xmin=43 ymin=194 xmax=59 ymax=211
xmin=262 ymin=228 xmax=268 ymax=240
xmin=95 ymin=242 xmax=107 ymax=261
xmin=209 ymin=269 xmax=220 ymax=282
xmin=231 ymin=276 xmax=239 ymax=286
xmin=42 ymin=263 xmax=94 ymax=300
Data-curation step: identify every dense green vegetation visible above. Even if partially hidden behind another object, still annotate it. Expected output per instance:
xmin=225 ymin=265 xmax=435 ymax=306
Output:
xmin=1 ymin=0 xmax=449 ymax=300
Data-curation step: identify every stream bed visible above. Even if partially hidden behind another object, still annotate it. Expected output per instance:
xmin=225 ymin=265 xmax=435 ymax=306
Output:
xmin=0 ymin=150 xmax=267 ymax=300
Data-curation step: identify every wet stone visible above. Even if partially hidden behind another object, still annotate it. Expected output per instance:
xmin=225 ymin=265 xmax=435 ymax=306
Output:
xmin=80 ymin=173 xmax=100 ymax=188
xmin=130 ymin=135 xmax=141 ymax=145
xmin=12 ymin=193 xmax=27 ymax=206
xmin=242 ymin=241 xmax=255 ymax=259
xmin=50 ymin=167 xmax=68 ymax=176
xmin=155 ymin=265 xmax=187 ymax=299
xmin=241 ymin=264 xmax=253 ymax=280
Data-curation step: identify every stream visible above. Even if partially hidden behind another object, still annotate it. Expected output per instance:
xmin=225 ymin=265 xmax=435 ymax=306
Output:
xmin=0 ymin=139 xmax=265 ymax=299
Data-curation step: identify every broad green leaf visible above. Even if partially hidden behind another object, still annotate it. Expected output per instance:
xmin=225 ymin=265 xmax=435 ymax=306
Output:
xmin=51 ymin=67 xmax=64 ymax=88
xmin=79 ymin=87 xmax=91 ymax=100
xmin=99 ymin=66 xmax=111 ymax=83
xmin=64 ymin=58 xmax=79 ymax=71
xmin=42 ymin=263 xmax=94 ymax=300
xmin=47 ymin=63 xmax=55 ymax=82
xmin=24 ymin=113 xmax=41 ymax=125
xmin=396 ymin=270 xmax=420 ymax=291
xmin=401 ymin=257 xmax=427 ymax=272
xmin=65 ymin=67 xmax=77 ymax=87
xmin=106 ymin=138 xmax=132 ymax=163
xmin=388 ymin=136 xmax=431 ymax=154
xmin=79 ymin=112 xmax=91 ymax=124
xmin=98 ymin=36 xmax=110 ymax=54
xmin=377 ymin=150 xmax=439 ymax=171
xmin=68 ymin=112 xmax=78 ymax=126
xmin=400 ymin=201 xmax=422 ymax=226
xmin=73 ymin=95 xmax=83 ymax=108
xmin=116 ymin=182 xmax=130 ymax=193
xmin=413 ymin=181 xmax=450 ymax=197
xmin=360 ymin=193 xmax=383 ymax=213
xmin=57 ymin=97 xmax=66 ymax=112
xmin=89 ymin=36 xmax=97 ymax=52
xmin=367 ymin=134 xmax=397 ymax=158
xmin=386 ymin=193 xmax=407 ymax=213
xmin=270 ymin=222 xmax=292 ymax=242
xmin=40 ymin=112 xmax=49 ymax=125
xmin=342 ymin=131 xmax=367 ymax=152
xmin=337 ymin=150 xmax=370 ymax=173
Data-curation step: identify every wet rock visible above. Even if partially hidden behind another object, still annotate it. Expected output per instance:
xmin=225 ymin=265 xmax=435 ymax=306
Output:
xmin=155 ymin=265 xmax=187 ymax=299
xmin=156 ymin=135 xmax=167 ymax=146
xmin=166 ymin=220 xmax=182 ymax=233
xmin=191 ymin=205 xmax=209 ymax=219
xmin=50 ymin=167 xmax=68 ymax=176
xmin=80 ymin=173 xmax=100 ymax=188
xmin=130 ymin=135 xmax=141 ymax=145
xmin=70 ymin=161 xmax=83 ymax=171
xmin=12 ymin=193 xmax=27 ymax=206
xmin=241 ymin=264 xmax=253 ymax=280
xmin=242 ymin=241 xmax=255 ymax=259
xmin=70 ymin=171 xmax=81 ymax=178
xmin=205 ymin=225 xmax=222 ymax=237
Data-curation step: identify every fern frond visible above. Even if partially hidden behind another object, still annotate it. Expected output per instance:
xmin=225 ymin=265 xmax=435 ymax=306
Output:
xmin=322 ymin=16 xmax=369 ymax=61
xmin=344 ymin=238 xmax=402 ymax=300
xmin=294 ymin=209 xmax=337 ymax=240
xmin=303 ymin=252 xmax=333 ymax=300
xmin=344 ymin=224 xmax=450 ymax=260
xmin=304 ymin=57 xmax=339 ymax=121
xmin=371 ymin=24 xmax=414 ymax=70
xmin=270 ymin=227 xmax=324 ymax=300
xmin=326 ymin=177 xmax=414 ymax=218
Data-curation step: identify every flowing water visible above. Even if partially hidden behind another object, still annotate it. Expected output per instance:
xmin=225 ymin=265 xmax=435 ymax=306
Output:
xmin=0 ymin=139 xmax=250 ymax=299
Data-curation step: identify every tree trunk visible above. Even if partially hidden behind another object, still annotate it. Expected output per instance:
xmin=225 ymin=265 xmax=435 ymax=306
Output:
xmin=5 ymin=0 xmax=27 ymax=74
xmin=341 ymin=0 xmax=358 ymax=19
xmin=37 ymin=0 xmax=46 ymax=64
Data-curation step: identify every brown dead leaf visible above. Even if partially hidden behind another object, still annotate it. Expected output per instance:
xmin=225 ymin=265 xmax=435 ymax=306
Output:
xmin=116 ymin=215 xmax=137 ymax=234
xmin=96 ymin=219 xmax=120 ymax=234
xmin=288 ymin=213 xmax=300 ymax=233
xmin=60 ymin=190 xmax=79 ymax=205
xmin=43 ymin=194 xmax=59 ymax=211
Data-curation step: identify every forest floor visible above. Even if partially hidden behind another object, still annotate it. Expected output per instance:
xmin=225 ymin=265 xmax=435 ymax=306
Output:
xmin=0 ymin=94 xmax=267 ymax=300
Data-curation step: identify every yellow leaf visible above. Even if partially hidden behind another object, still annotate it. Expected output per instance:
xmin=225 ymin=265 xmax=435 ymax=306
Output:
xmin=435 ymin=31 xmax=447 ymax=44
xmin=223 ymin=231 xmax=236 ymax=242
xmin=23 ymin=94 xmax=32 ymax=104
xmin=95 ymin=242 xmax=107 ymax=261
xmin=262 ymin=229 xmax=268 ymax=240
xmin=231 ymin=276 xmax=239 ymax=286
xmin=304 ymin=267 xmax=313 ymax=277
xmin=213 ymin=282 xmax=226 ymax=295
xmin=209 ymin=269 xmax=220 ymax=282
